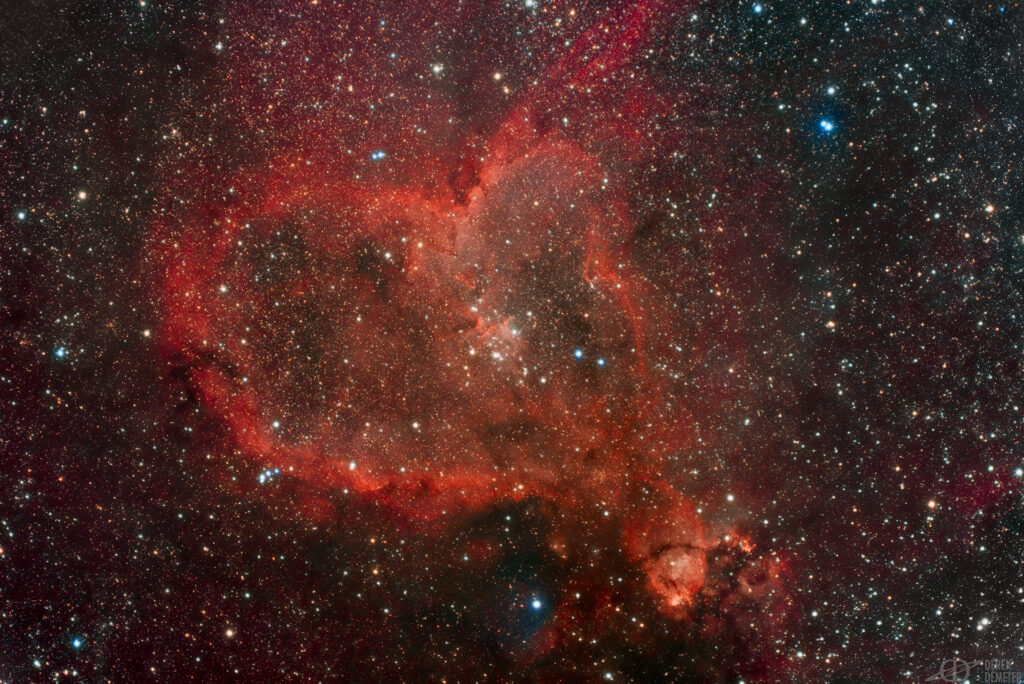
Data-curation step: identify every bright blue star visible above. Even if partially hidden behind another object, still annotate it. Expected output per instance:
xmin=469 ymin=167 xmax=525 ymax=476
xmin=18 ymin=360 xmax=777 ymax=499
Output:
xmin=752 ymin=3 xmax=763 ymax=14
xmin=573 ymin=348 xmax=584 ymax=360
xmin=531 ymin=599 xmax=542 ymax=610
xmin=54 ymin=347 xmax=67 ymax=359
xmin=819 ymin=119 xmax=835 ymax=133
xmin=70 ymin=637 xmax=83 ymax=650
xmin=258 ymin=467 xmax=284 ymax=484
xmin=596 ymin=358 xmax=607 ymax=367
xmin=370 ymin=150 xmax=387 ymax=161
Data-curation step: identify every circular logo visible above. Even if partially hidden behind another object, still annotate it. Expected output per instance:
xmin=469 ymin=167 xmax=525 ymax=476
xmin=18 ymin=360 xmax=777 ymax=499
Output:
xmin=927 ymin=658 xmax=983 ymax=683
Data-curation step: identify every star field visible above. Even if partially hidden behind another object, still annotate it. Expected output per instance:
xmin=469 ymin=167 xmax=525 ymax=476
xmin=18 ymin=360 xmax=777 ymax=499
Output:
xmin=2 ymin=0 xmax=1024 ymax=681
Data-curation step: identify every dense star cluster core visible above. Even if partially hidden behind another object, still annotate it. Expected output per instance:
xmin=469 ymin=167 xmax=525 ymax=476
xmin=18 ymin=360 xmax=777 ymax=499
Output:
xmin=2 ymin=0 xmax=1023 ymax=681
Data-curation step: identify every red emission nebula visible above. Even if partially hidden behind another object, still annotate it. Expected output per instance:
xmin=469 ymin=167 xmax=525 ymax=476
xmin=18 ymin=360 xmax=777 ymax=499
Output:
xmin=151 ymin=0 xmax=787 ymax=654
